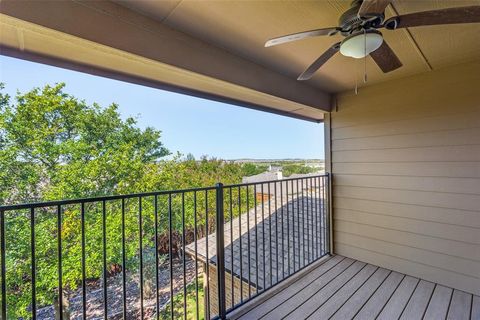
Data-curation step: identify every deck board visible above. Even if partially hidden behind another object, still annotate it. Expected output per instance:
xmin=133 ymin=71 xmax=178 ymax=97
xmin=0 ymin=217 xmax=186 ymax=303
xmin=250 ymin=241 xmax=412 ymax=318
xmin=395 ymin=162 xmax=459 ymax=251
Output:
xmin=330 ymin=268 xmax=390 ymax=320
xmin=281 ymin=261 xmax=366 ymax=319
xmin=448 ymin=290 xmax=473 ymax=320
xmin=306 ymin=264 xmax=379 ymax=319
xmin=260 ymin=258 xmax=358 ymax=319
xmin=471 ymin=295 xmax=480 ymax=320
xmin=228 ymin=255 xmax=479 ymax=320
xmin=236 ymin=255 xmax=345 ymax=319
xmin=353 ymin=271 xmax=404 ymax=320
xmin=376 ymin=276 xmax=419 ymax=320
xmin=423 ymin=285 xmax=453 ymax=320
xmin=399 ymin=280 xmax=435 ymax=320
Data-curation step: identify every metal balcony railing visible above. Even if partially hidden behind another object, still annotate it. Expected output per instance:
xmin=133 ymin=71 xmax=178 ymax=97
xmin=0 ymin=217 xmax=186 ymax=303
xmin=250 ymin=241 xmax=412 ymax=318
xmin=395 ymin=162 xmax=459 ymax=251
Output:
xmin=0 ymin=174 xmax=330 ymax=320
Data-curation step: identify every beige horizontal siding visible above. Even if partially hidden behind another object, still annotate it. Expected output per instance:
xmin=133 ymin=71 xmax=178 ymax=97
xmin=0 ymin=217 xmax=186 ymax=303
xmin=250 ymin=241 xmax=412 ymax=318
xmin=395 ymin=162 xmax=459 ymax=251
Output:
xmin=332 ymin=111 xmax=480 ymax=139
xmin=333 ymin=197 xmax=480 ymax=228
xmin=335 ymin=185 xmax=480 ymax=212
xmin=331 ymin=61 xmax=480 ymax=295
xmin=334 ymin=220 xmax=480 ymax=262
xmin=333 ymin=162 xmax=480 ymax=178
xmin=335 ymin=208 xmax=480 ymax=246
xmin=335 ymin=174 xmax=480 ymax=195
xmin=332 ymin=127 xmax=480 ymax=151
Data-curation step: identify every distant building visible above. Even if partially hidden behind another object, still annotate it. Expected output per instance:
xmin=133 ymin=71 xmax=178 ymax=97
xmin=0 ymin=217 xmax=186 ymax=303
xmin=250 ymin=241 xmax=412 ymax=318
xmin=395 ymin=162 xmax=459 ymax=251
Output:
xmin=242 ymin=171 xmax=282 ymax=184
xmin=268 ymin=165 xmax=282 ymax=172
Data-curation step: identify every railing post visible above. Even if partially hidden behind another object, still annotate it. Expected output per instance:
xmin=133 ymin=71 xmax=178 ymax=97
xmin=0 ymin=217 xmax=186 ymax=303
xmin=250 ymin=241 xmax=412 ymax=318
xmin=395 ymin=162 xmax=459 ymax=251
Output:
xmin=1 ymin=209 xmax=6 ymax=319
xmin=326 ymin=173 xmax=332 ymax=255
xmin=215 ymin=183 xmax=227 ymax=319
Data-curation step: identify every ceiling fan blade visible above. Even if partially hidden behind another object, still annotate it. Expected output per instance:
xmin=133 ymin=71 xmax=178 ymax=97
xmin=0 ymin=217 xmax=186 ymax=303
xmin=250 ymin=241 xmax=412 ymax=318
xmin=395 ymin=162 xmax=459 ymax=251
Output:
xmin=370 ymin=40 xmax=402 ymax=73
xmin=297 ymin=42 xmax=340 ymax=81
xmin=265 ymin=28 xmax=338 ymax=47
xmin=387 ymin=6 xmax=480 ymax=29
xmin=358 ymin=0 xmax=392 ymax=18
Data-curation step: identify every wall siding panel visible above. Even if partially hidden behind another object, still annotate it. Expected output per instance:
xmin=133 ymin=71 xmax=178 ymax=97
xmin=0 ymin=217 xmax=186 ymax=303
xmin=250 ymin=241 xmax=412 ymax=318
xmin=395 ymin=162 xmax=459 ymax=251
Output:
xmin=331 ymin=61 xmax=480 ymax=295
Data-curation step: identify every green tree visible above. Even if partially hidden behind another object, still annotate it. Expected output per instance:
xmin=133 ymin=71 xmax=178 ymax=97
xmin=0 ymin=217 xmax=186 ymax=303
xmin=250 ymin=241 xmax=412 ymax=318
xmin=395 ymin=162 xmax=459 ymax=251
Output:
xmin=0 ymin=83 xmax=169 ymax=204
xmin=241 ymin=163 xmax=268 ymax=176
xmin=282 ymin=163 xmax=317 ymax=177
xmin=0 ymin=83 xmax=170 ymax=318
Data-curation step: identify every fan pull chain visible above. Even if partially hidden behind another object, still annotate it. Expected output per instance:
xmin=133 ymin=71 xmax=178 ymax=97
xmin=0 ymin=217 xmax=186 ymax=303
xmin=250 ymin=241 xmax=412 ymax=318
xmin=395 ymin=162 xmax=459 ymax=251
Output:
xmin=355 ymin=57 xmax=359 ymax=95
xmin=363 ymin=29 xmax=368 ymax=84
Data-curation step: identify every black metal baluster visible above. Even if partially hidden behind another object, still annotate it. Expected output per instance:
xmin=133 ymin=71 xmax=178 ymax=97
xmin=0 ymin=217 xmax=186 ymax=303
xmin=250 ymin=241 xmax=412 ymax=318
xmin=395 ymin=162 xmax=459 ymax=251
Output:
xmin=274 ymin=182 xmax=278 ymax=283
xmin=154 ymin=195 xmax=160 ymax=319
xmin=246 ymin=186 xmax=251 ymax=298
xmin=319 ymin=177 xmax=323 ymax=257
xmin=30 ymin=207 xmax=36 ymax=320
xmin=237 ymin=186 xmax=243 ymax=303
xmin=215 ymin=183 xmax=226 ymax=320
xmin=318 ymin=177 xmax=326 ymax=254
xmin=311 ymin=178 xmax=315 ymax=261
xmin=139 ymin=198 xmax=144 ymax=320
xmin=309 ymin=178 xmax=314 ymax=261
xmin=261 ymin=183 xmax=266 ymax=291
xmin=280 ymin=181 xmax=284 ymax=278
xmin=204 ymin=191 xmax=210 ymax=319
xmin=326 ymin=174 xmax=330 ymax=254
xmin=169 ymin=194 xmax=174 ymax=320
xmin=320 ymin=176 xmax=325 ymax=256
xmin=81 ymin=203 xmax=87 ymax=320
xmin=193 ymin=191 xmax=199 ymax=320
xmin=291 ymin=180 xmax=295 ymax=273
xmin=301 ymin=178 xmax=306 ymax=267
xmin=0 ymin=209 xmax=5 ymax=320
xmin=229 ymin=187 xmax=234 ymax=308
xmin=305 ymin=178 xmax=312 ymax=264
xmin=182 ymin=193 xmax=187 ymax=320
xmin=311 ymin=178 xmax=316 ymax=261
xmin=267 ymin=182 xmax=272 ymax=286
xmin=296 ymin=179 xmax=300 ymax=270
xmin=286 ymin=181 xmax=290 ymax=276
xmin=57 ymin=205 xmax=63 ymax=320
xmin=102 ymin=200 xmax=108 ymax=320
xmin=312 ymin=178 xmax=322 ymax=258
xmin=254 ymin=184 xmax=258 ymax=293
xmin=121 ymin=199 xmax=127 ymax=319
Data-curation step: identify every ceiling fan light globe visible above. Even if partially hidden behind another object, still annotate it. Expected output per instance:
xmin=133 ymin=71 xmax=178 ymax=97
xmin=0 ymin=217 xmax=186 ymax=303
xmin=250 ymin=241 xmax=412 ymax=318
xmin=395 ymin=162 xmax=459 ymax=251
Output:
xmin=340 ymin=32 xmax=383 ymax=58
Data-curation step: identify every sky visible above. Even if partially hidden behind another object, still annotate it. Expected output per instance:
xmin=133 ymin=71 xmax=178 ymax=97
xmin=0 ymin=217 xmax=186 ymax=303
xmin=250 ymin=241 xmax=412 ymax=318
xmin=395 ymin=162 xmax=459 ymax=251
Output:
xmin=0 ymin=55 xmax=324 ymax=159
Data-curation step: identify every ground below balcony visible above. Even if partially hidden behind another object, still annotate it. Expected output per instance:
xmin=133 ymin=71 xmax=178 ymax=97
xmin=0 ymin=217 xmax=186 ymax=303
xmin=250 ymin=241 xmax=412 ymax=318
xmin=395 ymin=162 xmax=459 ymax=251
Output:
xmin=227 ymin=255 xmax=480 ymax=320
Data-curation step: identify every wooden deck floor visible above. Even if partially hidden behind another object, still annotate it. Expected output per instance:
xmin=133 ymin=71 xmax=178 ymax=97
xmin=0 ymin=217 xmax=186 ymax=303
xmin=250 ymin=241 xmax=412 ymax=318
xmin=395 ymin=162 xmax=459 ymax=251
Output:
xmin=227 ymin=255 xmax=480 ymax=320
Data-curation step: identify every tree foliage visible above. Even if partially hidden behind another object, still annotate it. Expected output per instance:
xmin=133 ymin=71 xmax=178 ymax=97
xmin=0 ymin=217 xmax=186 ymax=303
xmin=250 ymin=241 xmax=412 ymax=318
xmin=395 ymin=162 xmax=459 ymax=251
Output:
xmin=0 ymin=83 xmax=169 ymax=204
xmin=282 ymin=163 xmax=317 ymax=177
xmin=241 ymin=163 xmax=268 ymax=176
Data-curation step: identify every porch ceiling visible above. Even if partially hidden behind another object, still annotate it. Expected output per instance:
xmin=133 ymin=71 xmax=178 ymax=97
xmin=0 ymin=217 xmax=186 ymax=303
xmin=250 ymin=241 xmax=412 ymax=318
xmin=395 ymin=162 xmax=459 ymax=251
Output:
xmin=1 ymin=1 xmax=480 ymax=121
xmin=116 ymin=0 xmax=480 ymax=93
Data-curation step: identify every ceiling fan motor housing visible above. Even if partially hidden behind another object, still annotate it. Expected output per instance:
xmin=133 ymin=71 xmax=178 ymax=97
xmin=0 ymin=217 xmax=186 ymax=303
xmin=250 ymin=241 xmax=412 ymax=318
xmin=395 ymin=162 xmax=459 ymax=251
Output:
xmin=339 ymin=0 xmax=384 ymax=36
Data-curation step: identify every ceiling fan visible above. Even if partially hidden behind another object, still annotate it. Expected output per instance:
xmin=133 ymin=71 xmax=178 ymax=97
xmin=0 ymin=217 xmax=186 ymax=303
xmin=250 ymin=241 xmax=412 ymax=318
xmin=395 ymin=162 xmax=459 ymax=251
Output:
xmin=265 ymin=0 xmax=480 ymax=80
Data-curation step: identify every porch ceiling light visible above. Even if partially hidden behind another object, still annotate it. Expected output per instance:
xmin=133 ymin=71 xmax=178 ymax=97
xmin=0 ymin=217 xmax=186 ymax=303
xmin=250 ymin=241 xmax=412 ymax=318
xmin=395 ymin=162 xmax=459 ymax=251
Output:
xmin=339 ymin=30 xmax=383 ymax=59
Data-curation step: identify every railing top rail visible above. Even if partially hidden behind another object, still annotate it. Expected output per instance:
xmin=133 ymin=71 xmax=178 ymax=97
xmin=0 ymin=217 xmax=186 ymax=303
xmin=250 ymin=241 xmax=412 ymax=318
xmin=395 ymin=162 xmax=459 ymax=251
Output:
xmin=0 ymin=185 xmax=216 ymax=211
xmin=223 ymin=173 xmax=329 ymax=188
xmin=0 ymin=173 xmax=329 ymax=211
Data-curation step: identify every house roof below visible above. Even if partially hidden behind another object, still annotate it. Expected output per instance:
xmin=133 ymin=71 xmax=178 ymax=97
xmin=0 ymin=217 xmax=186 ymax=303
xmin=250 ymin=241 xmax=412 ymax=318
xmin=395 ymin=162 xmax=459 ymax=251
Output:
xmin=185 ymin=179 xmax=327 ymax=289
